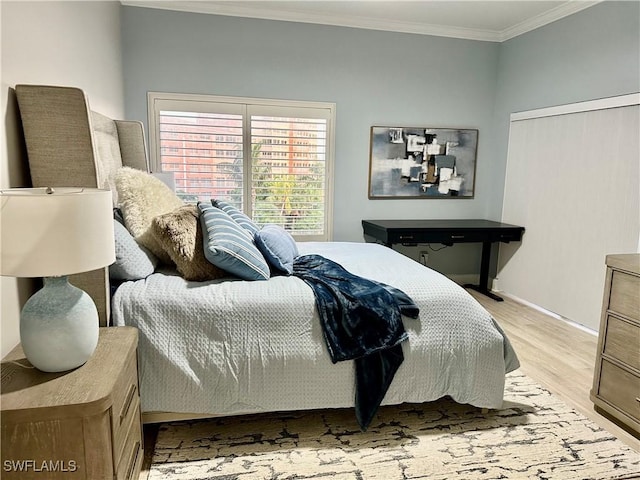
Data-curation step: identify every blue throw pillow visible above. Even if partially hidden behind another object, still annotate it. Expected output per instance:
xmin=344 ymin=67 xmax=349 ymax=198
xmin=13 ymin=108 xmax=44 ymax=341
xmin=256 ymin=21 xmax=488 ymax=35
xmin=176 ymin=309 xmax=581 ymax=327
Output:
xmin=254 ymin=224 xmax=299 ymax=275
xmin=212 ymin=199 xmax=260 ymax=236
xmin=198 ymin=202 xmax=270 ymax=281
xmin=110 ymin=219 xmax=158 ymax=281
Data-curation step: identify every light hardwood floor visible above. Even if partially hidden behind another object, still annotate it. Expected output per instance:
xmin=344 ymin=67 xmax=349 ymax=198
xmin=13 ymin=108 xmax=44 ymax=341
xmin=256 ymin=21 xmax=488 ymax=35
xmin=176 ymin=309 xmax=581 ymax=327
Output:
xmin=471 ymin=290 xmax=639 ymax=451
xmin=139 ymin=291 xmax=639 ymax=478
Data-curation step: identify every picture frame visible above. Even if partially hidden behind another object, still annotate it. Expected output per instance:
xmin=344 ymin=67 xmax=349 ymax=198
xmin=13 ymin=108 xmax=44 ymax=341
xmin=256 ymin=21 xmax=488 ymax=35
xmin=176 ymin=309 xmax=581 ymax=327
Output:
xmin=368 ymin=126 xmax=478 ymax=199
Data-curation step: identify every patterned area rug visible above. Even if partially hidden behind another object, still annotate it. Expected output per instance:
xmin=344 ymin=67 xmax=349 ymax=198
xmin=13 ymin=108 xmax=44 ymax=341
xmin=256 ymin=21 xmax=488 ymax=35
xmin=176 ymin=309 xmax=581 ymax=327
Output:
xmin=149 ymin=373 xmax=639 ymax=479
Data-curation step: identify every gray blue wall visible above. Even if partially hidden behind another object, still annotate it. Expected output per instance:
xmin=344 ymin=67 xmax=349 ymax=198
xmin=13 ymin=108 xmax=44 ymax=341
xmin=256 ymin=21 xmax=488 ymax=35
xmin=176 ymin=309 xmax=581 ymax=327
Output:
xmin=121 ymin=7 xmax=500 ymax=245
xmin=491 ymin=1 xmax=640 ymax=219
xmin=121 ymin=2 xmax=639 ymax=278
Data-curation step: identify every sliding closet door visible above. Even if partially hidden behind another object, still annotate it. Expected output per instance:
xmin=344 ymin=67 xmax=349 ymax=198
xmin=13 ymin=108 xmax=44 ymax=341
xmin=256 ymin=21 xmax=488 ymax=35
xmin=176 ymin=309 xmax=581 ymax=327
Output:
xmin=499 ymin=101 xmax=639 ymax=331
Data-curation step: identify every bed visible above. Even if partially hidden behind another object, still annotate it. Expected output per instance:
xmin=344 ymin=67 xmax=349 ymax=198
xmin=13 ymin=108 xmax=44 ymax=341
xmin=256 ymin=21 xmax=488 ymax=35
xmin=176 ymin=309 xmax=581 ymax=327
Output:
xmin=15 ymin=84 xmax=519 ymax=428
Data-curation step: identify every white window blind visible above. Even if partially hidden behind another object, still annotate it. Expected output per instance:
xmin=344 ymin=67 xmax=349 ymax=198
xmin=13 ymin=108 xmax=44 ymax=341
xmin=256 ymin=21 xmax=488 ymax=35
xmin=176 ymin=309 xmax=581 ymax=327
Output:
xmin=148 ymin=93 xmax=335 ymax=240
xmin=499 ymin=95 xmax=639 ymax=331
xmin=158 ymin=109 xmax=244 ymax=204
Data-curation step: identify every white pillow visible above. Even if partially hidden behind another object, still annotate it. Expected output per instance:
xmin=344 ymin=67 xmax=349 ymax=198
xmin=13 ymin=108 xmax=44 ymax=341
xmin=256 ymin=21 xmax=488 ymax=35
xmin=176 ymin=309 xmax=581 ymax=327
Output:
xmin=115 ymin=167 xmax=184 ymax=265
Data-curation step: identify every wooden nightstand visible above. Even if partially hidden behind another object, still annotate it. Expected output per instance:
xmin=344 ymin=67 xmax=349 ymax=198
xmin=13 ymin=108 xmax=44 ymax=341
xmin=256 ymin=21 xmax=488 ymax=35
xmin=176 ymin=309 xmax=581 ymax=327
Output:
xmin=591 ymin=254 xmax=640 ymax=437
xmin=1 ymin=327 xmax=143 ymax=479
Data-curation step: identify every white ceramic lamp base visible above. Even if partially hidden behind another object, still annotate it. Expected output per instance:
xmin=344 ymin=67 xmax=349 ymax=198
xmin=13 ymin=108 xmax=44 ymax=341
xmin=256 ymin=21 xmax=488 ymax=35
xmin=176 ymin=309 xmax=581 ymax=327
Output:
xmin=20 ymin=276 xmax=99 ymax=372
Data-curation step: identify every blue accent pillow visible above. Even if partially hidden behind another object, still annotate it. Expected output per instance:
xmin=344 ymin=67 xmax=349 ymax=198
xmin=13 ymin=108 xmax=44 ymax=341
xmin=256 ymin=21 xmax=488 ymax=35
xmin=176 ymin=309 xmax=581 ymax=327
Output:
xmin=198 ymin=202 xmax=270 ymax=281
xmin=254 ymin=224 xmax=299 ymax=275
xmin=212 ymin=199 xmax=260 ymax=236
xmin=110 ymin=219 xmax=158 ymax=281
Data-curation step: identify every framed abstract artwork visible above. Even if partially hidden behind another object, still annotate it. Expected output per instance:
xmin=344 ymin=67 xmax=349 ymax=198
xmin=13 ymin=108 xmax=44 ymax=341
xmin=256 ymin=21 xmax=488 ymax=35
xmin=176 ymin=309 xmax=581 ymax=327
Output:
xmin=368 ymin=126 xmax=478 ymax=199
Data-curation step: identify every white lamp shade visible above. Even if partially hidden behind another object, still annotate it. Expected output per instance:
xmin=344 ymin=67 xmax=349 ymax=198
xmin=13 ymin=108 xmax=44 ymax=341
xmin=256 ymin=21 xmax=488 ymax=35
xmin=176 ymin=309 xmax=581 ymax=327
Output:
xmin=1 ymin=187 xmax=115 ymax=278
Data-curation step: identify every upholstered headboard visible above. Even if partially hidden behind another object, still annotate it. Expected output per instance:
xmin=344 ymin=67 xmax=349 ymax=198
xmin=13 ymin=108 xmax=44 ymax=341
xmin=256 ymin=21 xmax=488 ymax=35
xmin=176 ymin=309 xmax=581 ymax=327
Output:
xmin=15 ymin=84 xmax=150 ymax=326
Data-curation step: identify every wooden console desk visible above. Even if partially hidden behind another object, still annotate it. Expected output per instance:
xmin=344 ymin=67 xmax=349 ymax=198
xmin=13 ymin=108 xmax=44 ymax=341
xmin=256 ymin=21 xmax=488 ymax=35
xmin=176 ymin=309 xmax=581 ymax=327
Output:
xmin=362 ymin=219 xmax=525 ymax=301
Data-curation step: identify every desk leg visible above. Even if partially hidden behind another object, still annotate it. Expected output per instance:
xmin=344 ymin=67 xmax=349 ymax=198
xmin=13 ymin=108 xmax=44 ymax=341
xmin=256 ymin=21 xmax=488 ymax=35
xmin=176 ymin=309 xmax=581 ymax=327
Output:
xmin=464 ymin=241 xmax=504 ymax=302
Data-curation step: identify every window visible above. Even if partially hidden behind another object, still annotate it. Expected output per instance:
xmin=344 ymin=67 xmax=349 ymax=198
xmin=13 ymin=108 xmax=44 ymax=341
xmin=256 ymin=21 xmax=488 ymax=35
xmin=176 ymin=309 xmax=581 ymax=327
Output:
xmin=148 ymin=93 xmax=335 ymax=241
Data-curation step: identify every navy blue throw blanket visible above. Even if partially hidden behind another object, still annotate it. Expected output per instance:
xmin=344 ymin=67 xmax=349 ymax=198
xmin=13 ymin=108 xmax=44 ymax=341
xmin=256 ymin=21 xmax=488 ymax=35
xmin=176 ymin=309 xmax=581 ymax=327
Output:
xmin=292 ymin=254 xmax=419 ymax=430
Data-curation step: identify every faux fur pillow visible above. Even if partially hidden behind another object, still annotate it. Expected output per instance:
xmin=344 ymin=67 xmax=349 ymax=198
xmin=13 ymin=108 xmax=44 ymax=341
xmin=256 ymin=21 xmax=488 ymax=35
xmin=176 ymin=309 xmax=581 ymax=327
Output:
xmin=115 ymin=167 xmax=184 ymax=265
xmin=151 ymin=205 xmax=227 ymax=281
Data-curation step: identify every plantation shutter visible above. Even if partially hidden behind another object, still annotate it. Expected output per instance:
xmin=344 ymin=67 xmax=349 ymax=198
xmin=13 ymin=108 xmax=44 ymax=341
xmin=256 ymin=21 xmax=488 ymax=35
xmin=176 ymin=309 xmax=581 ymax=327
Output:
xmin=148 ymin=93 xmax=335 ymax=240
xmin=249 ymin=104 xmax=330 ymax=237
xmin=157 ymin=102 xmax=244 ymax=205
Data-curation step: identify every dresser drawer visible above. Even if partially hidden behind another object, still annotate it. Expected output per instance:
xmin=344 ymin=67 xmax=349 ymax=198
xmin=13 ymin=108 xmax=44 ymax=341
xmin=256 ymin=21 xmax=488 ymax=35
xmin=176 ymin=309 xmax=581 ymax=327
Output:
xmin=598 ymin=360 xmax=640 ymax=422
xmin=604 ymin=315 xmax=640 ymax=370
xmin=111 ymin=351 xmax=139 ymax=461
xmin=609 ymin=270 xmax=640 ymax=321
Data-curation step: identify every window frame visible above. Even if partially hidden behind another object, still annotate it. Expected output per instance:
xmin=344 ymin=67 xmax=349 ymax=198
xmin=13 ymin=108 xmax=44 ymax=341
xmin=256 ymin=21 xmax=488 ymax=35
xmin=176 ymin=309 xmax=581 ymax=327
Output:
xmin=147 ymin=91 xmax=336 ymax=241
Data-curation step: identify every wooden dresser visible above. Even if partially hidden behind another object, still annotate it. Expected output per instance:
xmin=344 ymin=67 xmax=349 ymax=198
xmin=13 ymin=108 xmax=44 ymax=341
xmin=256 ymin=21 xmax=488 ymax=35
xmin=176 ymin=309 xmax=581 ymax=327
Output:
xmin=591 ymin=254 xmax=640 ymax=436
xmin=1 ymin=327 xmax=142 ymax=479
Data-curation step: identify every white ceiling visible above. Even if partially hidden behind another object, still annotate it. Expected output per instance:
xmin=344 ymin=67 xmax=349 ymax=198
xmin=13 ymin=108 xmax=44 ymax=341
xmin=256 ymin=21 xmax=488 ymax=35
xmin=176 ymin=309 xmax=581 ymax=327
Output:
xmin=121 ymin=1 xmax=600 ymax=42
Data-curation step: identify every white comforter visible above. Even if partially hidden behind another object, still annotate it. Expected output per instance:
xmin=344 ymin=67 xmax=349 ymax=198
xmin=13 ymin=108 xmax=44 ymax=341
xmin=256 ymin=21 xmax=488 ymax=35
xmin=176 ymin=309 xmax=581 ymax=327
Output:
xmin=112 ymin=242 xmax=519 ymax=416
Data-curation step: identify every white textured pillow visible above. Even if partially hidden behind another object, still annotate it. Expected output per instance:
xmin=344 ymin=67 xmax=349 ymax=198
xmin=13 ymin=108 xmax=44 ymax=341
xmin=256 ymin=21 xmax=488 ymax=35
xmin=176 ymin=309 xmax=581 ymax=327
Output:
xmin=115 ymin=167 xmax=184 ymax=265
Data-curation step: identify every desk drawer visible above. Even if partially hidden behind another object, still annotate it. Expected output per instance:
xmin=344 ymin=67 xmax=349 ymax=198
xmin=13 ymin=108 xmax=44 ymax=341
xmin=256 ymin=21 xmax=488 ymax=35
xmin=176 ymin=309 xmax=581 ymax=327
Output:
xmin=490 ymin=230 xmax=523 ymax=243
xmin=390 ymin=231 xmax=486 ymax=245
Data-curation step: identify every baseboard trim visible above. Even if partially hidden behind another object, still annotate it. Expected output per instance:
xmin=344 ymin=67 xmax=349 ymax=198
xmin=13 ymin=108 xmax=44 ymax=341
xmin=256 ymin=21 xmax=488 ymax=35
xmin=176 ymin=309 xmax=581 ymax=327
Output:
xmin=494 ymin=290 xmax=598 ymax=336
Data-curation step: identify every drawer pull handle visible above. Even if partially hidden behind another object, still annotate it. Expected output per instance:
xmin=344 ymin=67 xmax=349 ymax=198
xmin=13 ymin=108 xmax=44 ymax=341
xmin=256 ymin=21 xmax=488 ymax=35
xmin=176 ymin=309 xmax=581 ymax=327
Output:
xmin=120 ymin=384 xmax=137 ymax=425
xmin=126 ymin=441 xmax=141 ymax=480
xmin=636 ymin=397 xmax=640 ymax=404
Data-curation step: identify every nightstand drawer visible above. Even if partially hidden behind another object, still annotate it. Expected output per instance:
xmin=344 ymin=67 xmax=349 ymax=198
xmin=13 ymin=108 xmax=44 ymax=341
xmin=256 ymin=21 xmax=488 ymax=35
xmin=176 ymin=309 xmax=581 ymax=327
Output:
xmin=1 ymin=327 xmax=140 ymax=480
xmin=609 ymin=270 xmax=640 ymax=321
xmin=115 ymin=407 xmax=142 ymax=480
xmin=604 ymin=315 xmax=640 ymax=370
xmin=112 ymin=351 xmax=139 ymax=461
xmin=598 ymin=360 xmax=640 ymax=422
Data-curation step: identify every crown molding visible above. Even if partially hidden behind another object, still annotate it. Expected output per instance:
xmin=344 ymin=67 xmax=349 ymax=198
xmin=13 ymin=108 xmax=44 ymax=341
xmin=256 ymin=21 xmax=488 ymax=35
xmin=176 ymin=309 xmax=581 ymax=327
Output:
xmin=121 ymin=1 xmax=601 ymax=43
xmin=121 ymin=1 xmax=499 ymax=41
xmin=499 ymin=1 xmax=601 ymax=42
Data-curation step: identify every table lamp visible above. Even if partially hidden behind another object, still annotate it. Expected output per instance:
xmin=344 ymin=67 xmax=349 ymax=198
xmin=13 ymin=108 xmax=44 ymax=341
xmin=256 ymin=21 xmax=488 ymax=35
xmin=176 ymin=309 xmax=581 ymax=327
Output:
xmin=0 ymin=187 xmax=115 ymax=372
